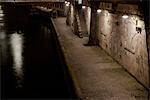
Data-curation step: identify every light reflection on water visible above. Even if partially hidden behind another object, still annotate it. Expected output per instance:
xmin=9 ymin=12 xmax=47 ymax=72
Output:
xmin=0 ymin=10 xmax=3 ymax=14
xmin=0 ymin=17 xmax=3 ymax=20
xmin=9 ymin=32 xmax=24 ymax=88
xmin=0 ymin=23 xmax=4 ymax=26
xmin=0 ymin=13 xmax=4 ymax=17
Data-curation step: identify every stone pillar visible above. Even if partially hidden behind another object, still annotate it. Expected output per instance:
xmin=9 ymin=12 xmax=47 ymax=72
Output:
xmin=66 ymin=4 xmax=71 ymax=26
xmin=88 ymin=0 xmax=99 ymax=45
xmin=73 ymin=3 xmax=79 ymax=35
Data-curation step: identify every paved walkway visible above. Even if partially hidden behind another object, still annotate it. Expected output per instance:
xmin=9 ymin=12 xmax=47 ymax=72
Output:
xmin=52 ymin=17 xmax=148 ymax=100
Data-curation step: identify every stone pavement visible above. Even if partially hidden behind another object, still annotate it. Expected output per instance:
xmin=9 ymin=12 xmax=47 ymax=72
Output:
xmin=52 ymin=17 xmax=148 ymax=100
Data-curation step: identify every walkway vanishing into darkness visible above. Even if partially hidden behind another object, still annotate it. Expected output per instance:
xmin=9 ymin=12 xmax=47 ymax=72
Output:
xmin=0 ymin=4 xmax=148 ymax=100
xmin=52 ymin=17 xmax=148 ymax=100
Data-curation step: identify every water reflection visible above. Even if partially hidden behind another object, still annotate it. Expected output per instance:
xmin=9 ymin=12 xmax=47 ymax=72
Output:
xmin=1 ymin=4 xmax=77 ymax=98
xmin=0 ymin=9 xmax=4 ymax=17
xmin=0 ymin=17 xmax=3 ymax=20
xmin=0 ymin=31 xmax=7 ymax=65
xmin=0 ymin=8 xmax=4 ymax=20
xmin=0 ymin=13 xmax=4 ymax=17
xmin=0 ymin=10 xmax=3 ymax=14
xmin=0 ymin=31 xmax=6 ymax=39
xmin=0 ymin=22 xmax=4 ymax=25
xmin=9 ymin=31 xmax=24 ymax=88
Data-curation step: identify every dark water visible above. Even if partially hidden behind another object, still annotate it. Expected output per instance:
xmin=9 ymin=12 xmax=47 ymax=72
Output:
xmin=1 ymin=4 xmax=77 ymax=99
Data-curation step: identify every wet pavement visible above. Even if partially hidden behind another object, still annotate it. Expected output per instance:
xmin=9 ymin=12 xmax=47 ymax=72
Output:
xmin=1 ymin=4 xmax=77 ymax=99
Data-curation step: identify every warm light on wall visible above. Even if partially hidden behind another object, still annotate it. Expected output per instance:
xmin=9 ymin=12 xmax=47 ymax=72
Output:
xmin=66 ymin=4 xmax=69 ymax=6
xmin=82 ymin=6 xmax=86 ymax=9
xmin=78 ymin=0 xmax=82 ymax=4
xmin=122 ymin=15 xmax=129 ymax=19
xmin=97 ymin=9 xmax=102 ymax=13
xmin=66 ymin=2 xmax=70 ymax=6
xmin=67 ymin=2 xmax=70 ymax=5
xmin=65 ymin=1 xmax=68 ymax=4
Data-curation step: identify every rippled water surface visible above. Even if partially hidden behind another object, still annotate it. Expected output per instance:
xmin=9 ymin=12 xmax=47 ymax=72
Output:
xmin=1 ymin=4 xmax=76 ymax=99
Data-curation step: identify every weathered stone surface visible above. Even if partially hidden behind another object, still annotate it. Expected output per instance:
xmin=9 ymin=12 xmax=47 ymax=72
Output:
xmin=117 ymin=4 xmax=139 ymax=15
xmin=97 ymin=5 xmax=149 ymax=88
xmin=82 ymin=6 xmax=91 ymax=35
xmin=66 ymin=4 xmax=89 ymax=37
xmin=52 ymin=17 xmax=148 ymax=100
xmin=66 ymin=1 xmax=149 ymax=88
xmin=70 ymin=4 xmax=74 ymax=30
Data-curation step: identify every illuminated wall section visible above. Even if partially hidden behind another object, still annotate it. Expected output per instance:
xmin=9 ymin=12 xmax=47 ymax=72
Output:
xmin=78 ymin=0 xmax=82 ymax=4
xmin=84 ymin=7 xmax=91 ymax=35
xmin=70 ymin=4 xmax=74 ymax=30
xmin=97 ymin=3 xmax=149 ymax=88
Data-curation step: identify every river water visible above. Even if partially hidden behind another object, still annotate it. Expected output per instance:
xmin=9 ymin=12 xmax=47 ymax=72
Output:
xmin=1 ymin=4 xmax=77 ymax=99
